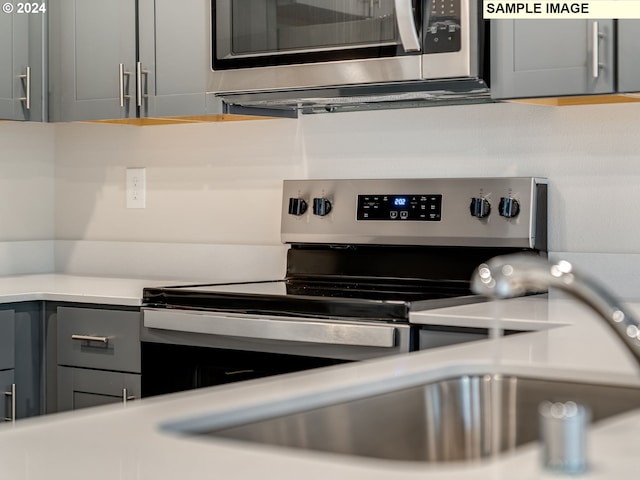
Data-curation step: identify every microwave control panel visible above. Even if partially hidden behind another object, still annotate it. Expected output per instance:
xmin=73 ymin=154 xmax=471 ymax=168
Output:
xmin=424 ymin=0 xmax=461 ymax=54
xmin=357 ymin=194 xmax=442 ymax=221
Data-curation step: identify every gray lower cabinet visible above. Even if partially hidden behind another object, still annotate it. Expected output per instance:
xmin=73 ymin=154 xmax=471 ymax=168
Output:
xmin=3 ymin=303 xmax=46 ymax=420
xmin=0 ymin=369 xmax=16 ymax=423
xmin=491 ymin=19 xmax=615 ymax=99
xmin=0 ymin=5 xmax=47 ymax=121
xmin=56 ymin=306 xmax=141 ymax=413
xmin=618 ymin=20 xmax=640 ymax=93
xmin=49 ymin=0 xmax=208 ymax=122
xmin=0 ymin=310 xmax=16 ymax=423
xmin=57 ymin=367 xmax=140 ymax=411
xmin=0 ymin=310 xmax=15 ymax=371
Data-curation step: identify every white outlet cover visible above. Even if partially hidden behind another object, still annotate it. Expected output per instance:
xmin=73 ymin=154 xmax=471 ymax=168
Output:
xmin=126 ymin=167 xmax=146 ymax=209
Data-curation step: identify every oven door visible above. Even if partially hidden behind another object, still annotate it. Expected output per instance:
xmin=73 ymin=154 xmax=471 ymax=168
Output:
xmin=140 ymin=308 xmax=411 ymax=398
xmin=141 ymin=308 xmax=411 ymax=360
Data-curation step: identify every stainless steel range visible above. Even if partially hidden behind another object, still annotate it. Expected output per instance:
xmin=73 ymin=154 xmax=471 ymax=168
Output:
xmin=141 ymin=178 xmax=547 ymax=398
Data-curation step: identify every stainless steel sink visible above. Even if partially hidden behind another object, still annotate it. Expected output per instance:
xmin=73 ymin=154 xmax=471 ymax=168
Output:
xmin=177 ymin=374 xmax=640 ymax=463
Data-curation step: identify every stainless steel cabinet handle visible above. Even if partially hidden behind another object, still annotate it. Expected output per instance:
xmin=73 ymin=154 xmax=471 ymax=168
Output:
xmin=394 ymin=0 xmax=420 ymax=52
xmin=122 ymin=388 xmax=135 ymax=405
xmin=136 ymin=62 xmax=143 ymax=107
xmin=4 ymin=384 xmax=15 ymax=422
xmin=119 ymin=63 xmax=131 ymax=107
xmin=136 ymin=62 xmax=150 ymax=108
xmin=592 ymin=21 xmax=603 ymax=78
xmin=19 ymin=67 xmax=31 ymax=110
xmin=71 ymin=334 xmax=110 ymax=344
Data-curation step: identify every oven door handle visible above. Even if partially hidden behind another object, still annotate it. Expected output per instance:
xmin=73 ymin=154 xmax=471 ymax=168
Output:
xmin=143 ymin=309 xmax=396 ymax=348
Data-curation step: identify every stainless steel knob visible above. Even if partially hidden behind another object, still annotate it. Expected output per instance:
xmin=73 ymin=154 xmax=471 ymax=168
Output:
xmin=288 ymin=198 xmax=308 ymax=216
xmin=313 ymin=198 xmax=332 ymax=216
xmin=469 ymin=197 xmax=491 ymax=218
xmin=499 ymin=197 xmax=520 ymax=218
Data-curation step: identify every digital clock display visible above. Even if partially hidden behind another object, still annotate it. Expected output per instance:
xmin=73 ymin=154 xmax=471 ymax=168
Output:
xmin=357 ymin=194 xmax=442 ymax=221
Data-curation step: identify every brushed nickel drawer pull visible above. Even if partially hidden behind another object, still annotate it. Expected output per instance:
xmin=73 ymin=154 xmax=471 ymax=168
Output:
xmin=19 ymin=67 xmax=31 ymax=110
xmin=71 ymin=335 xmax=110 ymax=344
xmin=122 ymin=388 xmax=135 ymax=405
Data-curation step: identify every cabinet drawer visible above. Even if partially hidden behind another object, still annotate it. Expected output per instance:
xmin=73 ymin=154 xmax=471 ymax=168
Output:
xmin=57 ymin=307 xmax=141 ymax=373
xmin=57 ymin=366 xmax=140 ymax=412
xmin=0 ymin=310 xmax=15 ymax=370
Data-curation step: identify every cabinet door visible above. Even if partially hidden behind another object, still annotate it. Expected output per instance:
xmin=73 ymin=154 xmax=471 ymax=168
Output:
xmin=0 ymin=13 xmax=29 ymax=120
xmin=24 ymin=10 xmax=48 ymax=122
xmin=0 ymin=310 xmax=15 ymax=371
xmin=618 ymin=20 xmax=640 ymax=93
xmin=0 ymin=369 xmax=15 ymax=422
xmin=49 ymin=0 xmax=137 ymax=121
xmin=491 ymin=19 xmax=615 ymax=99
xmin=57 ymin=366 xmax=140 ymax=412
xmin=137 ymin=0 xmax=209 ymax=118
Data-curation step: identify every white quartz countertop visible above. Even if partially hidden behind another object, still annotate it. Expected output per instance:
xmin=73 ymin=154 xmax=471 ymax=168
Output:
xmin=0 ymin=273 xmax=241 ymax=306
xmin=2 ymin=291 xmax=640 ymax=478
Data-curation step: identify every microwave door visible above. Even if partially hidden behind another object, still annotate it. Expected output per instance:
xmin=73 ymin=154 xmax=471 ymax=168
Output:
xmin=214 ymin=0 xmax=415 ymax=63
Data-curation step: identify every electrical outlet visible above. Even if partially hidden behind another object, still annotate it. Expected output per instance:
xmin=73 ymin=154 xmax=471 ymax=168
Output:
xmin=126 ymin=167 xmax=146 ymax=209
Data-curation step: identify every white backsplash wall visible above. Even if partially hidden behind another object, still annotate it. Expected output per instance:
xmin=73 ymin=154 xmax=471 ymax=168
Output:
xmin=0 ymin=122 xmax=55 ymax=274
xmin=4 ymin=101 xmax=640 ymax=280
xmin=54 ymin=101 xmax=640 ymax=256
xmin=299 ymin=101 xmax=640 ymax=254
xmin=54 ymin=118 xmax=306 ymax=246
xmin=0 ymin=122 xmax=55 ymax=241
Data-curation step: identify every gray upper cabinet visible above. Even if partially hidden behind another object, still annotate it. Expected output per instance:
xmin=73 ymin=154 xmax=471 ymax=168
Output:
xmin=137 ymin=0 xmax=209 ymax=118
xmin=0 ymin=8 xmax=46 ymax=121
xmin=49 ymin=0 xmax=208 ymax=122
xmin=49 ymin=0 xmax=137 ymax=121
xmin=617 ymin=20 xmax=640 ymax=93
xmin=0 ymin=13 xmax=28 ymax=120
xmin=491 ymin=20 xmax=615 ymax=99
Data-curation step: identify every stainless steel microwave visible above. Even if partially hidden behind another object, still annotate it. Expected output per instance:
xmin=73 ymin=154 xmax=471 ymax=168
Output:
xmin=208 ymin=1 xmax=488 ymax=113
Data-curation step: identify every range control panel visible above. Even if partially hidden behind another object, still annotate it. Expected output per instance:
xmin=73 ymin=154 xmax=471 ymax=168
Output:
xmin=281 ymin=178 xmax=547 ymax=250
xmin=357 ymin=194 xmax=442 ymax=221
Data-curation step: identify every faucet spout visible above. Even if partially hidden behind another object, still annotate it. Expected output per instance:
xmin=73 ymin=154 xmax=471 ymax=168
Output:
xmin=471 ymin=253 xmax=640 ymax=369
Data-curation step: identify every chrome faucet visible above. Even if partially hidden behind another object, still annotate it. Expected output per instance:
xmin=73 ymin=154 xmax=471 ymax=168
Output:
xmin=471 ymin=253 xmax=640 ymax=368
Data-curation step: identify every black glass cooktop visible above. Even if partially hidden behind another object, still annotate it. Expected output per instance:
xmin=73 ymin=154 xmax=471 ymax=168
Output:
xmin=141 ymin=245 xmax=522 ymax=322
xmin=142 ymin=278 xmax=475 ymax=323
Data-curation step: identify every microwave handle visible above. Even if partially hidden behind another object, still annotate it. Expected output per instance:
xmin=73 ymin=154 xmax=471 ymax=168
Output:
xmin=394 ymin=0 xmax=421 ymax=52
